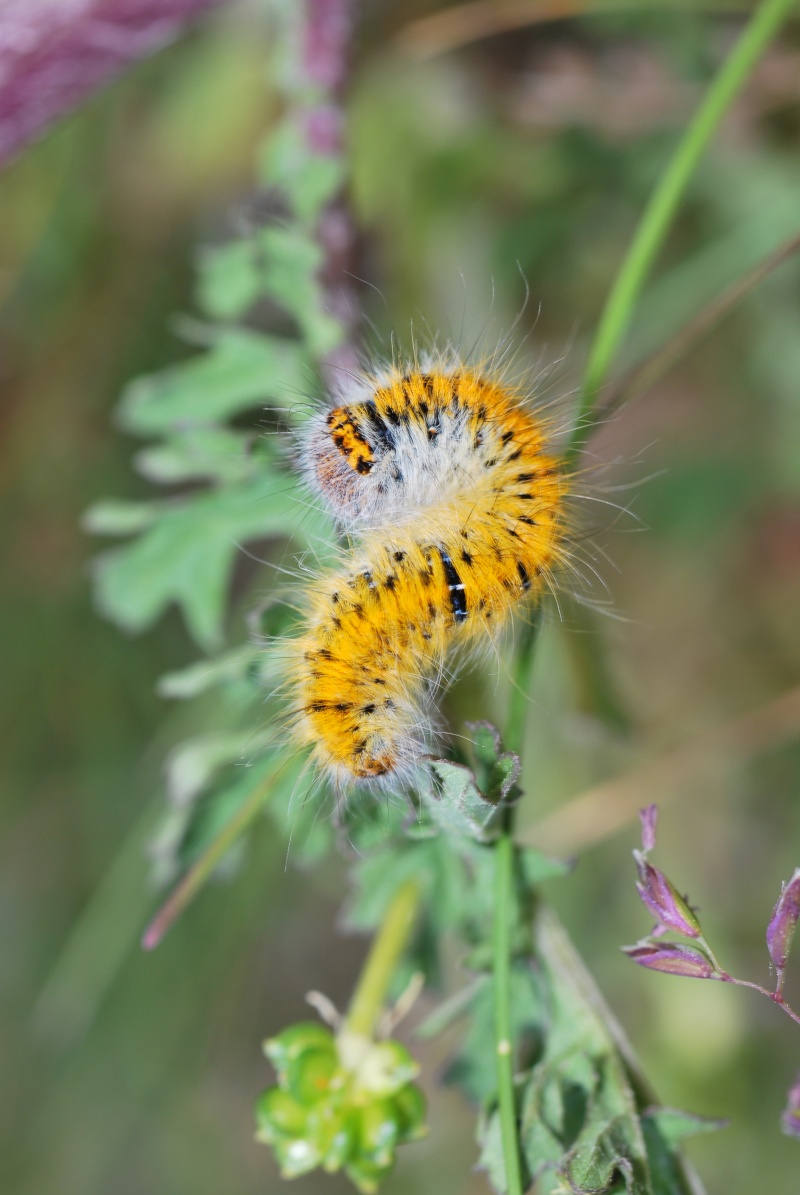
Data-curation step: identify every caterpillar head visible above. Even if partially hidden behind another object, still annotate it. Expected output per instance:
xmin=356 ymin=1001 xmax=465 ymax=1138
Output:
xmin=302 ymin=398 xmax=406 ymax=527
xmin=302 ymin=368 xmax=504 ymax=530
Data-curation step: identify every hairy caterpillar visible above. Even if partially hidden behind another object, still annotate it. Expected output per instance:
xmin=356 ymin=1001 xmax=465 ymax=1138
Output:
xmin=285 ymin=354 xmax=571 ymax=788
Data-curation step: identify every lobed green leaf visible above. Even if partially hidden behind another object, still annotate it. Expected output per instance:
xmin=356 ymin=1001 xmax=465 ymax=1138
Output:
xmin=134 ymin=427 xmax=264 ymax=485
xmin=119 ymin=329 xmax=313 ymax=435
xmin=82 ymin=499 xmax=161 ymax=536
xmin=421 ymin=759 xmax=501 ymax=842
xmin=91 ymin=478 xmax=305 ymax=651
xmin=197 ymin=228 xmax=342 ymax=356
xmin=157 ymin=644 xmax=265 ymax=699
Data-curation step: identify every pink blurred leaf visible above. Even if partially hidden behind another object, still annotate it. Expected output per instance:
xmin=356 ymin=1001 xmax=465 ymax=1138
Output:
xmin=0 ymin=0 xmax=227 ymax=166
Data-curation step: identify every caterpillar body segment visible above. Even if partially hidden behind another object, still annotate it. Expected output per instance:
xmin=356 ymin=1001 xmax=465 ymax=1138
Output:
xmin=289 ymin=363 xmax=569 ymax=784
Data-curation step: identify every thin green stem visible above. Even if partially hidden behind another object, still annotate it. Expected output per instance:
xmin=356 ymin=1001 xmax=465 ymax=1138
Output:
xmin=565 ymin=0 xmax=797 ymax=468
xmin=599 ymin=227 xmax=800 ymax=420
xmin=490 ymin=610 xmax=543 ymax=1195
xmin=141 ymin=765 xmax=280 ymax=950
xmin=494 ymin=832 xmax=524 ymax=1195
xmin=506 ymin=608 xmax=543 ymax=761
xmin=345 ymin=879 xmax=421 ymax=1038
xmin=697 ymin=933 xmax=726 ymax=977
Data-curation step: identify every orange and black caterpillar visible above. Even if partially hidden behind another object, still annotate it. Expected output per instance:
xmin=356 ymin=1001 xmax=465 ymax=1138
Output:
xmin=287 ymin=358 xmax=570 ymax=786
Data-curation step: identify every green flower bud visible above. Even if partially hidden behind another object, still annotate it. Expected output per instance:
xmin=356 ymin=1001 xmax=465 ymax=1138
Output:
xmin=392 ymin=1081 xmax=428 ymax=1143
xmin=286 ymin=1047 xmax=339 ymax=1104
xmin=255 ymin=1018 xmax=428 ymax=1191
xmin=320 ymin=1108 xmax=359 ymax=1171
xmin=254 ymin=1087 xmax=309 ymax=1142
xmin=271 ymin=1133 xmax=323 ymax=1179
xmin=264 ymin=1022 xmax=335 ymax=1075
xmin=345 ymin=1155 xmax=393 ymax=1194
xmin=354 ymin=1039 xmax=419 ymax=1097
xmin=305 ymin=1098 xmax=348 ymax=1157
xmin=358 ymin=1098 xmax=400 ymax=1166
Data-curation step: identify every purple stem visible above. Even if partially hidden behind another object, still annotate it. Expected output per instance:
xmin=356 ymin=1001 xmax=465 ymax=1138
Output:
xmin=304 ymin=0 xmax=354 ymax=93
xmin=300 ymin=0 xmax=360 ymax=379
xmin=720 ymin=973 xmax=800 ymax=1028
xmin=0 ymin=0 xmax=226 ymax=167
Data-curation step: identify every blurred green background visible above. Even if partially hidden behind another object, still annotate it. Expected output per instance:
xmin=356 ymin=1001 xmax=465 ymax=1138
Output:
xmin=2 ymin=2 xmax=800 ymax=1193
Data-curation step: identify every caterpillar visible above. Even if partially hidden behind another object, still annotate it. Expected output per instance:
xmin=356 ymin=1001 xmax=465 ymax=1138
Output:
xmin=285 ymin=354 xmax=571 ymax=788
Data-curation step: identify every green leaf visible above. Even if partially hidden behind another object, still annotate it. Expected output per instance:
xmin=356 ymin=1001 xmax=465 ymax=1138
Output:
xmin=175 ymin=768 xmax=262 ymax=873
xmin=197 ymin=229 xmax=342 ymax=356
xmin=135 ymin=427 xmax=262 ymax=485
xmin=476 ymin=1104 xmax=511 ymax=1195
xmin=641 ymin=1108 xmax=728 ymax=1147
xmin=157 ymin=645 xmax=264 ymax=700
xmin=640 ymin=1109 xmax=724 ymax=1195
xmin=346 ymin=830 xmax=489 ymax=995
xmin=513 ymin=919 xmax=651 ymax=1193
xmin=176 ymin=745 xmax=320 ymax=875
xmin=165 ymin=731 xmax=262 ymax=806
xmin=119 ymin=330 xmax=312 ymax=435
xmin=346 ymin=840 xmax=438 ymax=931
xmin=465 ymin=721 xmax=521 ymax=806
xmin=91 ymin=477 xmax=305 ymax=651
xmin=519 ymin=845 xmax=571 ymax=886
xmin=265 ymin=754 xmax=332 ymax=866
xmin=517 ymin=1049 xmax=597 ymax=1173
xmin=149 ymin=748 xmax=277 ymax=886
xmin=82 ymin=499 xmax=161 ymax=536
xmin=256 ymin=227 xmax=343 ymax=355
xmin=347 ymin=833 xmax=471 ymax=939
xmin=258 ymin=121 xmax=345 ymax=221
xmin=420 ymin=759 xmax=501 ymax=842
xmin=145 ymin=750 xmax=311 ymax=943
xmin=195 ymin=241 xmax=265 ymax=320
xmin=415 ymin=977 xmax=487 ymax=1040
xmin=448 ymin=965 xmax=542 ymax=1104
xmin=562 ymin=1095 xmax=641 ymax=1194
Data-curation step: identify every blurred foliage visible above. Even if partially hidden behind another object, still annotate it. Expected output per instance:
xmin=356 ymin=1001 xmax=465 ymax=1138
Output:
xmin=2 ymin=2 xmax=800 ymax=1194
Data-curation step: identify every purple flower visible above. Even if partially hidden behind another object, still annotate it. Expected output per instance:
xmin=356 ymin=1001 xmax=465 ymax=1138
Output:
xmin=639 ymin=804 xmax=658 ymax=854
xmin=622 ymin=942 xmax=717 ymax=980
xmin=767 ymin=868 xmax=800 ymax=977
xmin=634 ymin=850 xmax=703 ymax=939
xmin=782 ymin=1073 xmax=800 ymax=1140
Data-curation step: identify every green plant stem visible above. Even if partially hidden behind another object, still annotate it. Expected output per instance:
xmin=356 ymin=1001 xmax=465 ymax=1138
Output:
xmin=506 ymin=609 xmax=543 ymax=760
xmin=600 ymin=227 xmax=800 ymax=419
xmin=490 ymin=612 xmax=543 ymax=1195
xmin=493 ymin=832 xmax=524 ymax=1195
xmin=565 ymin=0 xmax=797 ymax=467
xmin=345 ymin=879 xmax=421 ymax=1038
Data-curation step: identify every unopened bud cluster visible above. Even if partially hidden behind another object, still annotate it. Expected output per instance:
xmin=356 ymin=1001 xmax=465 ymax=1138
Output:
xmin=622 ymin=805 xmax=717 ymax=980
xmin=255 ymin=1021 xmax=427 ymax=1192
xmin=624 ymin=805 xmax=800 ymax=1141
